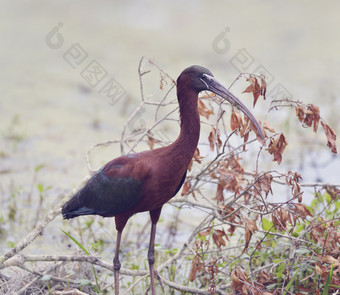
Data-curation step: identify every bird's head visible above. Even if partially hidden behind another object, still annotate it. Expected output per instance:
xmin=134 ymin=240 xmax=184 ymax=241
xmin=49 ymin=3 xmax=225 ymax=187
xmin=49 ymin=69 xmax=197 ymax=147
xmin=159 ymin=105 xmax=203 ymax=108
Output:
xmin=178 ymin=65 xmax=266 ymax=143
xmin=177 ymin=65 xmax=215 ymax=93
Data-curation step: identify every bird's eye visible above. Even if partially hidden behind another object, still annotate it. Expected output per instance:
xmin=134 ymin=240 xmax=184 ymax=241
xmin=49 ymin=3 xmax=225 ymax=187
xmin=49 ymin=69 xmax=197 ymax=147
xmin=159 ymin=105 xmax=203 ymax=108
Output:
xmin=200 ymin=74 xmax=210 ymax=89
xmin=201 ymin=73 xmax=213 ymax=81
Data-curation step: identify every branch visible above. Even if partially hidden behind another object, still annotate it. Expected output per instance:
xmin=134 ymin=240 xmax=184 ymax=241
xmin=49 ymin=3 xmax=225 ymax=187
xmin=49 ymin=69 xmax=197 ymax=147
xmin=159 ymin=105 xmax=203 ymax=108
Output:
xmin=0 ymin=179 xmax=88 ymax=267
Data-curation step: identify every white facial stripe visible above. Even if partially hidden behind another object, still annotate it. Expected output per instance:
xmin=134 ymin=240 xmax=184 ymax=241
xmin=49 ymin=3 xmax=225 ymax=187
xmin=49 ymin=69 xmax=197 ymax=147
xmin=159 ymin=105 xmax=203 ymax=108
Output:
xmin=200 ymin=73 xmax=214 ymax=89
xmin=200 ymin=77 xmax=209 ymax=89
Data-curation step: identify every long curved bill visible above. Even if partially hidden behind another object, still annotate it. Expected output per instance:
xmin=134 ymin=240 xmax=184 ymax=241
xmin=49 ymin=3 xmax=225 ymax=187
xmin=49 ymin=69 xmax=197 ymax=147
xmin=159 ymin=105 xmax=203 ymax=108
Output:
xmin=202 ymin=75 xmax=266 ymax=144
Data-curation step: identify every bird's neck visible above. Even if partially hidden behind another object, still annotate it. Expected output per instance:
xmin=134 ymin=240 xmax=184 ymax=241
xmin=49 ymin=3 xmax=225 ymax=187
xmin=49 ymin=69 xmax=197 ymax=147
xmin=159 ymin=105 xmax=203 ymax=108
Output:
xmin=171 ymin=87 xmax=200 ymax=163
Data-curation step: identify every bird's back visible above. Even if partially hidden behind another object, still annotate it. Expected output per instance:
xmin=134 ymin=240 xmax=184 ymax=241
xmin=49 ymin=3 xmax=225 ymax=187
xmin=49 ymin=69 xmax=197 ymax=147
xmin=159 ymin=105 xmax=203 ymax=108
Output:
xmin=62 ymin=155 xmax=149 ymax=219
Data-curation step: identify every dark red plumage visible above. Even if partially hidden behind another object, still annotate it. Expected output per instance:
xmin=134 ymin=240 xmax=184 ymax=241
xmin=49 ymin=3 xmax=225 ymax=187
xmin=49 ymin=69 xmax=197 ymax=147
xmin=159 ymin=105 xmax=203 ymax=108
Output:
xmin=62 ymin=65 xmax=265 ymax=295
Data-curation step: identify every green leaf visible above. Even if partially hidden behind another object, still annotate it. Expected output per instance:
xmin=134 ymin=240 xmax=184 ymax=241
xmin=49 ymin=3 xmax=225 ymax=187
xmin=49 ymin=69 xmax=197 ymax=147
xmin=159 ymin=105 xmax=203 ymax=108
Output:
xmin=262 ymin=218 xmax=274 ymax=231
xmin=37 ymin=183 xmax=45 ymax=193
xmin=323 ymin=263 xmax=334 ymax=295
xmin=325 ymin=193 xmax=332 ymax=204
xmin=7 ymin=241 xmax=15 ymax=248
xmin=61 ymin=229 xmax=101 ymax=291
xmin=34 ymin=164 xmax=44 ymax=172
xmin=330 ymin=284 xmax=340 ymax=289
xmin=276 ymin=262 xmax=285 ymax=279
xmin=335 ymin=201 xmax=340 ymax=210
xmin=283 ymin=265 xmax=300 ymax=294
xmin=61 ymin=229 xmax=90 ymax=255
xmin=85 ymin=218 xmax=94 ymax=228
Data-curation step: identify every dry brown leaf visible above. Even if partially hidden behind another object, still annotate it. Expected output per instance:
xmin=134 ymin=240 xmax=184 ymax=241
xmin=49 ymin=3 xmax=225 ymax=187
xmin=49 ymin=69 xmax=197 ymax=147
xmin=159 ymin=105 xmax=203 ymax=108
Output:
xmin=224 ymin=156 xmax=245 ymax=173
xmin=193 ymin=147 xmax=203 ymax=163
xmin=198 ymin=99 xmax=214 ymax=119
xmin=208 ymin=127 xmax=222 ymax=152
xmin=159 ymin=72 xmax=167 ymax=90
xmin=321 ymin=121 xmax=337 ymax=153
xmin=216 ymin=157 xmax=245 ymax=194
xmin=242 ymin=76 xmax=256 ymax=94
xmin=309 ymin=104 xmax=320 ymax=132
xmin=243 ymin=218 xmax=258 ymax=253
xmin=231 ymin=267 xmax=253 ymax=295
xmin=243 ymin=76 xmax=261 ymax=107
xmin=262 ymin=120 xmax=275 ymax=133
xmin=181 ymin=181 xmax=191 ymax=196
xmin=213 ymin=183 xmax=224 ymax=204
xmin=256 ymin=173 xmax=273 ymax=197
xmin=242 ymin=76 xmax=261 ymax=107
xmin=266 ymin=133 xmax=287 ymax=165
xmin=321 ymin=255 xmax=339 ymax=265
xmin=252 ymin=77 xmax=261 ymax=107
xmin=293 ymin=204 xmax=313 ymax=219
xmin=272 ymin=208 xmax=291 ymax=231
xmin=315 ymin=264 xmax=328 ymax=278
xmin=228 ymin=224 xmax=236 ymax=236
xmin=215 ymin=229 xmax=228 ymax=240
xmin=286 ymin=171 xmax=303 ymax=201
xmin=260 ymin=74 xmax=267 ymax=100
xmin=296 ymin=105 xmax=306 ymax=123
xmin=213 ymin=232 xmax=226 ymax=249
xmin=230 ymin=111 xmax=243 ymax=133
xmin=189 ymin=254 xmax=204 ymax=282
xmin=303 ymin=104 xmax=320 ymax=131
xmin=218 ymin=169 xmax=244 ymax=194
xmin=295 ymin=104 xmax=320 ymax=133
xmin=188 ymin=148 xmax=203 ymax=171
xmin=147 ymin=131 xmax=156 ymax=150
xmin=198 ymin=227 xmax=212 ymax=237
xmin=240 ymin=116 xmax=251 ymax=138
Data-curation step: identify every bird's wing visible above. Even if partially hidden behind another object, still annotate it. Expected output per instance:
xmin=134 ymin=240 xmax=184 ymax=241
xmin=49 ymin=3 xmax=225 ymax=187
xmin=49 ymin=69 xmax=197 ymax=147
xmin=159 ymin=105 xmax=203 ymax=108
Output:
xmin=62 ymin=156 xmax=149 ymax=218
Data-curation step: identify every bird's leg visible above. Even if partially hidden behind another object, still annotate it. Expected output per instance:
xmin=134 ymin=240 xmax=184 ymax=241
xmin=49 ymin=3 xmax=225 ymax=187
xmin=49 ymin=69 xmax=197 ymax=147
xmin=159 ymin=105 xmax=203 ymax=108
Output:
xmin=148 ymin=221 xmax=157 ymax=295
xmin=148 ymin=208 xmax=161 ymax=295
xmin=113 ymin=231 xmax=122 ymax=295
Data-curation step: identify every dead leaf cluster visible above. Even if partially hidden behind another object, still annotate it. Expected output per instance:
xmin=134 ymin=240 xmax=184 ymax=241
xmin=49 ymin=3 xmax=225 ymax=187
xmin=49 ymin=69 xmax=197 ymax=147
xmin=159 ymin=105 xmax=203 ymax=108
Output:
xmin=198 ymin=99 xmax=214 ymax=120
xmin=231 ymin=267 xmax=273 ymax=295
xmin=242 ymin=75 xmax=267 ymax=107
xmin=267 ymin=133 xmax=287 ymax=165
xmin=310 ymin=220 xmax=340 ymax=255
xmin=254 ymin=173 xmax=273 ymax=198
xmin=295 ymin=103 xmax=337 ymax=153
xmin=243 ymin=218 xmax=258 ymax=254
xmin=286 ymin=171 xmax=303 ymax=202
xmin=211 ymin=156 xmax=245 ymax=195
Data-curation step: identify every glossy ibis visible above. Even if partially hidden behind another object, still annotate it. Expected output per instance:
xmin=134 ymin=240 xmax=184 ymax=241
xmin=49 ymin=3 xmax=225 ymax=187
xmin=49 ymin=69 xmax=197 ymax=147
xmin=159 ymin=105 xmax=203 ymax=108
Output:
xmin=62 ymin=66 xmax=265 ymax=294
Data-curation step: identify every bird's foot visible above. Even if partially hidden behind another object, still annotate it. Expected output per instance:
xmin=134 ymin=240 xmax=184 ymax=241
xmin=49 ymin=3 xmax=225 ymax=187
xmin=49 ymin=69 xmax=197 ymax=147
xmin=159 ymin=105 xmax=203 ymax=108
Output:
xmin=155 ymin=271 xmax=165 ymax=291
xmin=145 ymin=270 xmax=164 ymax=295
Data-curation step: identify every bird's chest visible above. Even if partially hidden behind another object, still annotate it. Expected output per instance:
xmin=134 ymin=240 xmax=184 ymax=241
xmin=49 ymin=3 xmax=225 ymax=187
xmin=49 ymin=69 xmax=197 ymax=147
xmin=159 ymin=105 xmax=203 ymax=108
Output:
xmin=137 ymin=161 xmax=187 ymax=212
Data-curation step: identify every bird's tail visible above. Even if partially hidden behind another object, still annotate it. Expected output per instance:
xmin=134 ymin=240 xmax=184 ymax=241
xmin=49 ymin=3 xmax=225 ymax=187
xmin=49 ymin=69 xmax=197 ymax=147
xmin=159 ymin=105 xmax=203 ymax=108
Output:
xmin=62 ymin=191 xmax=96 ymax=219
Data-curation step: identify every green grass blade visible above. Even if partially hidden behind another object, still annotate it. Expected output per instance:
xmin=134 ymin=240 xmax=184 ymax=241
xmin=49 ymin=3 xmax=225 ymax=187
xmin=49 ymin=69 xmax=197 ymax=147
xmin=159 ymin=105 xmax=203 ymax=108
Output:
xmin=61 ymin=229 xmax=101 ymax=292
xmin=323 ymin=263 xmax=334 ymax=295
xmin=61 ymin=229 xmax=90 ymax=255
xmin=60 ymin=229 xmax=100 ymax=291
xmin=283 ymin=264 xmax=300 ymax=295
